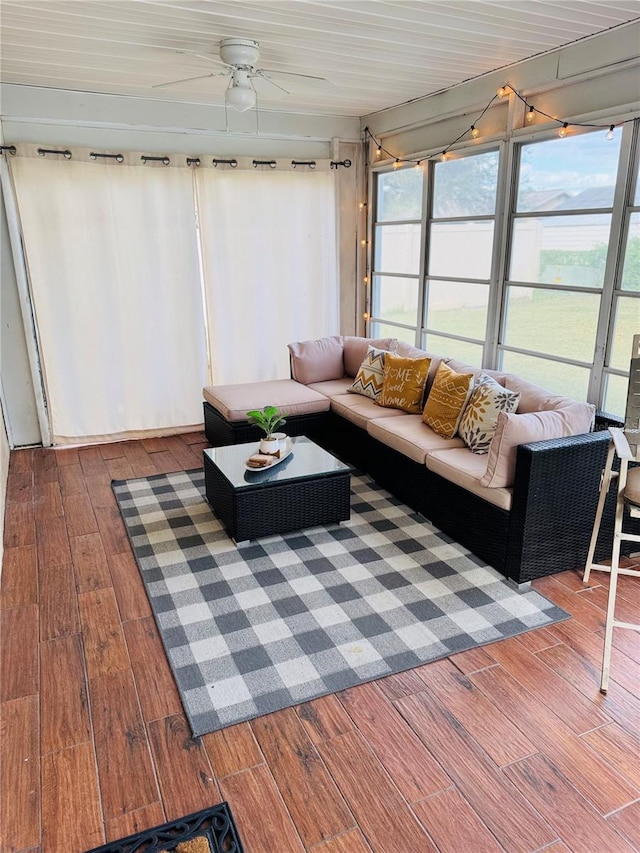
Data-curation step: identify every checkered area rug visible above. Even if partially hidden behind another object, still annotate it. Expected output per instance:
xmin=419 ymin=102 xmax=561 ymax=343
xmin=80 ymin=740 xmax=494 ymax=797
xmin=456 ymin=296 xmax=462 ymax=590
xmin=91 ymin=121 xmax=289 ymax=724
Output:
xmin=113 ymin=469 xmax=569 ymax=737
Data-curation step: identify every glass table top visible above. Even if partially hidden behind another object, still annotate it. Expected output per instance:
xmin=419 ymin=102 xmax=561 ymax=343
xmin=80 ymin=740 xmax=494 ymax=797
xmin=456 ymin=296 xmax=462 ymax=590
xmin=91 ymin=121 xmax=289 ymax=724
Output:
xmin=203 ymin=436 xmax=351 ymax=490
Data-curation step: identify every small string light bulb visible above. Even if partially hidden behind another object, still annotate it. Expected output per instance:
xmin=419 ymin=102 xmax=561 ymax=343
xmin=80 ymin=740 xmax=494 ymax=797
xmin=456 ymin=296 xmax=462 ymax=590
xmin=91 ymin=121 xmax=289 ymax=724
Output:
xmin=497 ymin=86 xmax=509 ymax=98
xmin=470 ymin=126 xmax=480 ymax=139
xmin=392 ymin=158 xmax=401 ymax=169
xmin=363 ymin=275 xmax=369 ymax=284
xmin=361 ymin=239 xmax=367 ymax=247
xmin=606 ymin=124 xmax=615 ymax=140
xmin=558 ymin=122 xmax=569 ymax=138
xmin=358 ymin=201 xmax=366 ymax=210
xmin=363 ymin=312 xmax=370 ymax=320
xmin=440 ymin=151 xmax=449 ymax=162
xmin=526 ymin=105 xmax=535 ymax=122
xmin=375 ymin=145 xmax=382 ymax=159
xmin=414 ymin=160 xmax=423 ymax=170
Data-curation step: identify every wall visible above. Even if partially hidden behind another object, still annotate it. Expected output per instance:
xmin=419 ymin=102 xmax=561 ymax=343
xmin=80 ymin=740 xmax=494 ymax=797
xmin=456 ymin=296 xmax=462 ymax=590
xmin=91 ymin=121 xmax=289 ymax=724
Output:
xmin=0 ymin=87 xmax=363 ymax=443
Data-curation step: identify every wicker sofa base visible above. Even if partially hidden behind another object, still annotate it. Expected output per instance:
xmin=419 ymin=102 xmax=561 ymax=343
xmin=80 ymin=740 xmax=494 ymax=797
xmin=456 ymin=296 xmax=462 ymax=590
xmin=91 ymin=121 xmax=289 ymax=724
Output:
xmin=203 ymin=401 xmax=623 ymax=584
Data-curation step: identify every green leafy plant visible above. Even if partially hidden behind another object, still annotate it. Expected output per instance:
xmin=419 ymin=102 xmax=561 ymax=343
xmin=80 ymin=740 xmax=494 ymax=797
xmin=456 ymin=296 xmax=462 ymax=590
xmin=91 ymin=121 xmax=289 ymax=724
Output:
xmin=246 ymin=405 xmax=288 ymax=438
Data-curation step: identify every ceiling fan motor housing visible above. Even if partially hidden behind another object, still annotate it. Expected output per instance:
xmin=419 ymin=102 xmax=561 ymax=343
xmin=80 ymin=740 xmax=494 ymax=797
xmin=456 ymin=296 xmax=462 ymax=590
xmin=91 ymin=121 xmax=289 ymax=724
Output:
xmin=219 ymin=37 xmax=260 ymax=68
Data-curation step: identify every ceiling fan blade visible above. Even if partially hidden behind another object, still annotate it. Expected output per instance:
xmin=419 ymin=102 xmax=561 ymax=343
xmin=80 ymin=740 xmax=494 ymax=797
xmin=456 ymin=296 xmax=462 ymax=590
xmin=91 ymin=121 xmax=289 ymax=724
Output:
xmin=152 ymin=71 xmax=227 ymax=89
xmin=251 ymin=74 xmax=289 ymax=100
xmin=258 ymin=69 xmax=334 ymax=92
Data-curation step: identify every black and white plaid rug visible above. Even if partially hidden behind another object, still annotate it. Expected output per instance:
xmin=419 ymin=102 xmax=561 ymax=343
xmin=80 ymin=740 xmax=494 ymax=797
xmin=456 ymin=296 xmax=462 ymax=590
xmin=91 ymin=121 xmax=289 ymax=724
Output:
xmin=113 ymin=469 xmax=568 ymax=737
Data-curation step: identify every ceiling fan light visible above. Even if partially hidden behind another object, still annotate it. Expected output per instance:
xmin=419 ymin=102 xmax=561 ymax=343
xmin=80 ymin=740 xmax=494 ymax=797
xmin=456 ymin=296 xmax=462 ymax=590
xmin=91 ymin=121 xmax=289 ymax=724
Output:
xmin=225 ymin=81 xmax=256 ymax=112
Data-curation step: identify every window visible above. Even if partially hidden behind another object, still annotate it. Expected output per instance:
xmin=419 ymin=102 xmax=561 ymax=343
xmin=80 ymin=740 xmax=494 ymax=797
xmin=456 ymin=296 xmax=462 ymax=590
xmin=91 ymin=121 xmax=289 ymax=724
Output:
xmin=423 ymin=150 xmax=499 ymax=365
xmin=369 ymin=122 xmax=639 ymax=415
xmin=500 ymin=131 xmax=623 ymax=401
xmin=370 ymin=167 xmax=424 ymax=345
xmin=602 ymin=147 xmax=640 ymax=415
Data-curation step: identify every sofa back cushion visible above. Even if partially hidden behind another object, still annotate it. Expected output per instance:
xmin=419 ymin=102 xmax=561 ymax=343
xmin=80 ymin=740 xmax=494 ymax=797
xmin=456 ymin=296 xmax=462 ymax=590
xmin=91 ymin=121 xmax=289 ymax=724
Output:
xmin=422 ymin=362 xmax=474 ymax=438
xmin=503 ymin=374 xmax=576 ymax=414
xmin=343 ymin=336 xmax=398 ymax=377
xmin=378 ymin=353 xmax=432 ymax=413
xmin=480 ymin=402 xmax=596 ymax=488
xmin=288 ymin=335 xmax=344 ymax=385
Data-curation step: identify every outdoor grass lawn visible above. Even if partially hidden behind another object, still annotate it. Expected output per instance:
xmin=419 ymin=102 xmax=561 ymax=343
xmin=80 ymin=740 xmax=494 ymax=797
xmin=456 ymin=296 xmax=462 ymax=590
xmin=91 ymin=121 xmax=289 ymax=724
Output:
xmin=380 ymin=289 xmax=638 ymax=415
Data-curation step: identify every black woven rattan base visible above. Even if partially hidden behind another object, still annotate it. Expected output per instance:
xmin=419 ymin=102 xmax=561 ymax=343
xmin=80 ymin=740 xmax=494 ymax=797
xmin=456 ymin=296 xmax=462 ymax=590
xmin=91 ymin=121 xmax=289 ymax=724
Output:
xmin=84 ymin=802 xmax=243 ymax=853
xmin=203 ymin=446 xmax=351 ymax=541
xmin=203 ymin=402 xmax=329 ymax=448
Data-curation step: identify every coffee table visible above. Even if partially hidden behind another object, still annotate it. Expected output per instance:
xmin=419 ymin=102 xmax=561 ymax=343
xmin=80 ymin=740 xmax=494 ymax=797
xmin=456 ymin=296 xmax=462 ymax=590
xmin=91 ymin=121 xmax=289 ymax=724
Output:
xmin=203 ymin=436 xmax=351 ymax=542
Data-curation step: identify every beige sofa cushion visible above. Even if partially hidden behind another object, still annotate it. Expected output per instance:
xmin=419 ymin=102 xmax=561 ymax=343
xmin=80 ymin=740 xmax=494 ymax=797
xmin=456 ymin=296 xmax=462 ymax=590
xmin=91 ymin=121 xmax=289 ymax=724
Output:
xmin=288 ymin=336 xmax=344 ymax=384
xmin=203 ymin=379 xmax=330 ymax=422
xmin=447 ymin=359 xmax=508 ymax=387
xmin=343 ymin=336 xmax=398 ymax=377
xmin=307 ymin=378 xmax=353 ymax=397
xmin=331 ymin=393 xmax=408 ymax=429
xmin=396 ymin=342 xmax=449 ymax=394
xmin=368 ymin=415 xmax=465 ymax=464
xmin=480 ymin=403 xmax=596 ymax=488
xmin=426 ymin=448 xmax=512 ymax=511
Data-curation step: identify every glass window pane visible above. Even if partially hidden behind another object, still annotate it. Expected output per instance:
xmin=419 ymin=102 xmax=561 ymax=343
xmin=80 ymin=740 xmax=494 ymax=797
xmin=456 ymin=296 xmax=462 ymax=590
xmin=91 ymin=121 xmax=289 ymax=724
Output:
xmin=500 ymin=350 xmax=590 ymax=401
xmin=608 ymin=295 xmax=640 ymax=370
xmin=432 ymin=150 xmax=499 ymax=218
xmin=372 ymin=276 xmax=419 ymax=327
xmin=516 ymin=132 xmax=621 ymax=212
xmin=503 ymin=287 xmax=600 ymax=362
xmin=369 ymin=321 xmax=416 ymax=345
xmin=428 ymin=221 xmax=494 ymax=279
xmin=621 ymin=213 xmax=640 ymax=291
xmin=603 ymin=373 xmax=628 ymax=419
xmin=374 ymin=223 xmax=421 ymax=274
xmin=509 ymin=214 xmax=611 ymax=287
xmin=423 ymin=333 xmax=483 ymax=366
xmin=635 ymin=164 xmax=640 ymax=206
xmin=425 ymin=280 xmax=488 ymax=340
xmin=376 ymin=168 xmax=423 ymax=222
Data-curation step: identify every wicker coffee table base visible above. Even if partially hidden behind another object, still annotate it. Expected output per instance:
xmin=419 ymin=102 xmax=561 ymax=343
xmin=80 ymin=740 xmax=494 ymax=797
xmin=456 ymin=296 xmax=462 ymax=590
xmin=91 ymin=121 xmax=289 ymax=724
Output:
xmin=204 ymin=452 xmax=351 ymax=542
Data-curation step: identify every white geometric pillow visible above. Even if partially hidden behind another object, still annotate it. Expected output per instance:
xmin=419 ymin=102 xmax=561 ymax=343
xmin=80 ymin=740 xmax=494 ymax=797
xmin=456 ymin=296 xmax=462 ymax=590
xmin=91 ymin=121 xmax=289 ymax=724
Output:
xmin=458 ymin=373 xmax=521 ymax=454
xmin=348 ymin=345 xmax=390 ymax=400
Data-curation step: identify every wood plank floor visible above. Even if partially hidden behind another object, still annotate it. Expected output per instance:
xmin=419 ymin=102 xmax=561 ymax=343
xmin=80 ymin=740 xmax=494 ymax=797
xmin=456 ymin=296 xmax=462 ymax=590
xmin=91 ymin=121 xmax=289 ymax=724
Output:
xmin=1 ymin=434 xmax=639 ymax=853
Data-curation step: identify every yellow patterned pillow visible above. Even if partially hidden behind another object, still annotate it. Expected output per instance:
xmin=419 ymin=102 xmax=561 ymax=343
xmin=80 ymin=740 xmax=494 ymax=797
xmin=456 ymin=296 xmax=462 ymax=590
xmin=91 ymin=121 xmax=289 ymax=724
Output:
xmin=378 ymin=353 xmax=431 ymax=413
xmin=422 ymin=362 xmax=474 ymax=438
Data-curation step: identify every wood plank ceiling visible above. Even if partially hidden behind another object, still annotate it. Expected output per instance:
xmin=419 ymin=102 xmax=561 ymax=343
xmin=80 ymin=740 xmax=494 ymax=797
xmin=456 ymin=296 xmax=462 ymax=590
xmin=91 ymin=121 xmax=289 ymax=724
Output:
xmin=1 ymin=0 xmax=639 ymax=118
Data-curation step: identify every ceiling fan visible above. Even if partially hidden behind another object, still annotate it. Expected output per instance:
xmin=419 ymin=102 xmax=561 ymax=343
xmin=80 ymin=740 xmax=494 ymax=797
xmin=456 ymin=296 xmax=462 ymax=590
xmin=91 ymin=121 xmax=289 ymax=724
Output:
xmin=153 ymin=37 xmax=332 ymax=112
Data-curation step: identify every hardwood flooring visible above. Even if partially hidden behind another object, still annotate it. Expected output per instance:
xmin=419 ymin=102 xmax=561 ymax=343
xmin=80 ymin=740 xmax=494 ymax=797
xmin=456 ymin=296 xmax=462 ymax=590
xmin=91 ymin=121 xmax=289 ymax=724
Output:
xmin=1 ymin=434 xmax=639 ymax=853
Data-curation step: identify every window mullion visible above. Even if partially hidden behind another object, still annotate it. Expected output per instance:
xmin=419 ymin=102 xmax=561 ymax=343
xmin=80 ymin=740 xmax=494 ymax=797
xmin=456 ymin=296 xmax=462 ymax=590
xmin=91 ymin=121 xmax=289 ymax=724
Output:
xmin=487 ymin=138 xmax=514 ymax=368
xmin=589 ymin=120 xmax=638 ymax=405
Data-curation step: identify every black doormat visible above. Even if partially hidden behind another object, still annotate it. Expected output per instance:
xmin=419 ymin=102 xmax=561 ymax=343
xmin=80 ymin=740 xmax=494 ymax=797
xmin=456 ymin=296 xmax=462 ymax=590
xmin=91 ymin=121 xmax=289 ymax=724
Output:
xmin=84 ymin=803 xmax=243 ymax=853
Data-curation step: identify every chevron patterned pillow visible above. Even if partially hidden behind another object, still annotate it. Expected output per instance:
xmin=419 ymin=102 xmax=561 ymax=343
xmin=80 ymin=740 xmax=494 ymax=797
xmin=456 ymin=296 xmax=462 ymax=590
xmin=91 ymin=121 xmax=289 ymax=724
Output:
xmin=348 ymin=345 xmax=390 ymax=400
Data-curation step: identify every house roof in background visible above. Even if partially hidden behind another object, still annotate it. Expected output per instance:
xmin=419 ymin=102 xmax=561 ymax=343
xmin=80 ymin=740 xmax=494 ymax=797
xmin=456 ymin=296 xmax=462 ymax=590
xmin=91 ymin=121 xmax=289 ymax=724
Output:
xmin=1 ymin=0 xmax=639 ymax=119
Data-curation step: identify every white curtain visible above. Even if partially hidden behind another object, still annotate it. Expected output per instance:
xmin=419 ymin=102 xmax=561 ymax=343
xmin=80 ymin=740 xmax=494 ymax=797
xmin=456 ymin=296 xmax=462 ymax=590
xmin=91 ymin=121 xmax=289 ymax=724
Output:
xmin=196 ymin=169 xmax=339 ymax=383
xmin=10 ymin=157 xmax=208 ymax=443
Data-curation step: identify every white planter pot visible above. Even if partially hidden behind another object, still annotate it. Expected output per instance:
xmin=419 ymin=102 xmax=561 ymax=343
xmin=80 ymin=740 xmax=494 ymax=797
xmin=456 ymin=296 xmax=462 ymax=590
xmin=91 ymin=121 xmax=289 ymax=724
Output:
xmin=259 ymin=437 xmax=279 ymax=455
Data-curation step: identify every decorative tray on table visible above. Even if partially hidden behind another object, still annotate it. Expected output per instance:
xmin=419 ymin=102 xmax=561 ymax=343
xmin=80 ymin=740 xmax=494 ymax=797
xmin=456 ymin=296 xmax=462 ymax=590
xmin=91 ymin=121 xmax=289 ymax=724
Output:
xmin=244 ymin=437 xmax=293 ymax=471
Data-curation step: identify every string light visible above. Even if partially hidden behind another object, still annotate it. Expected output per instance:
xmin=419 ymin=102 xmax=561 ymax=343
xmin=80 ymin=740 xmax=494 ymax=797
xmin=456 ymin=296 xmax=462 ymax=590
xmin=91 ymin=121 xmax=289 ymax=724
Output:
xmin=358 ymin=201 xmax=367 ymax=210
xmin=361 ymin=239 xmax=367 ymax=247
xmin=363 ymin=82 xmax=629 ymax=169
xmin=363 ymin=312 xmax=370 ymax=319
xmin=363 ymin=275 xmax=369 ymax=284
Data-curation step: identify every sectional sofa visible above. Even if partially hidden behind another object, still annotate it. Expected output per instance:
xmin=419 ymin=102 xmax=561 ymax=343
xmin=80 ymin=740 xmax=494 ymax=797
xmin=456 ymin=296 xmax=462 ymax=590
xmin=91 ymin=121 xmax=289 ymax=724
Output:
xmin=203 ymin=335 xmax=620 ymax=585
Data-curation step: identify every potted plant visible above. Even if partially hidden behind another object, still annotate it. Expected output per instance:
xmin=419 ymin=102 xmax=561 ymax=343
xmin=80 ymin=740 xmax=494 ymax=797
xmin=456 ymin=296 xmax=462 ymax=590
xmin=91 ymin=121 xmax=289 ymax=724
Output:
xmin=246 ymin=405 xmax=289 ymax=454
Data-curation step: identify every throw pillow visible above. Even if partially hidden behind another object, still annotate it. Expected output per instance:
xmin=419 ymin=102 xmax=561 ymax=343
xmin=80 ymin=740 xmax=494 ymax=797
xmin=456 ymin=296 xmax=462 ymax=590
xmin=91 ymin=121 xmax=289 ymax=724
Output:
xmin=422 ymin=362 xmax=474 ymax=438
xmin=348 ymin=345 xmax=390 ymax=400
xmin=378 ymin=353 xmax=432 ymax=413
xmin=458 ymin=373 xmax=521 ymax=454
